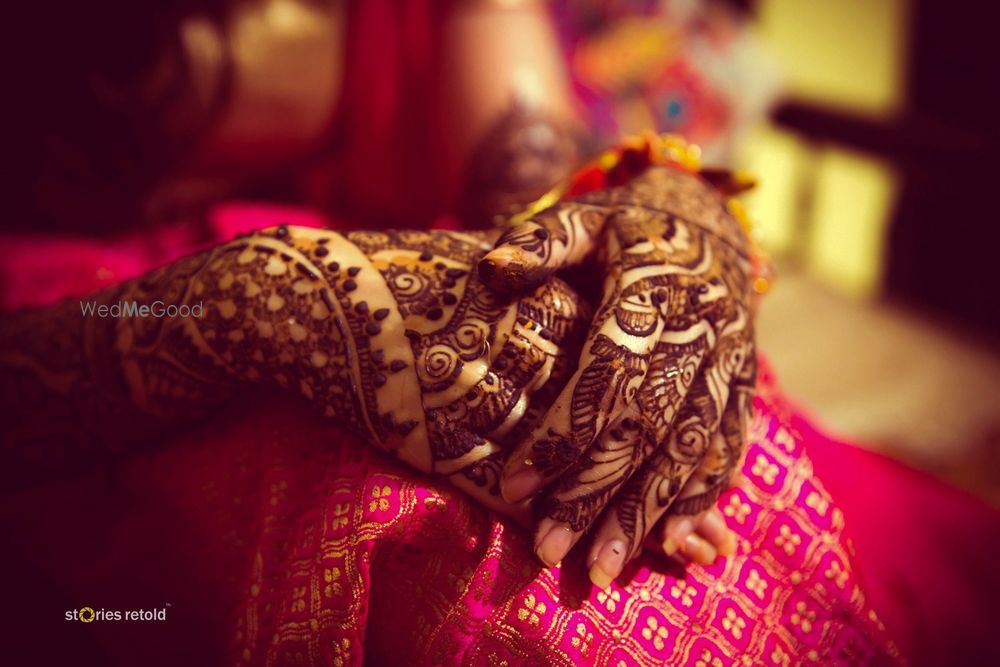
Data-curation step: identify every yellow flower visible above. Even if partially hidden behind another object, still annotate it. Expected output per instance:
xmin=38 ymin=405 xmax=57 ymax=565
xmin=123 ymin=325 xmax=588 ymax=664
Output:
xmin=746 ymin=569 xmax=767 ymax=599
xmin=598 ymin=588 xmax=621 ymax=613
xmin=290 ymin=585 xmax=307 ymax=613
xmin=368 ymin=485 xmax=392 ymax=512
xmin=423 ymin=495 xmax=446 ymax=512
xmin=825 ymin=559 xmax=848 ymax=588
xmin=669 ymin=582 xmax=696 ymax=607
xmin=806 ymin=491 xmax=829 ymax=516
xmin=724 ymin=494 xmax=751 ymax=523
xmin=570 ymin=622 xmax=593 ymax=655
xmin=722 ymin=607 xmax=746 ymax=640
xmin=791 ymin=601 xmax=816 ymax=633
xmin=696 ymin=649 xmax=724 ymax=667
xmin=751 ymin=454 xmax=779 ymax=485
xmin=640 ymin=616 xmax=669 ymax=650
xmin=332 ymin=638 xmax=351 ymax=667
xmin=775 ymin=525 xmax=802 ymax=556
xmin=517 ymin=593 xmax=547 ymax=627
xmin=330 ymin=502 xmax=350 ymax=531
xmin=773 ymin=427 xmax=796 ymax=453
xmin=771 ymin=645 xmax=790 ymax=666
xmin=323 ymin=567 xmax=342 ymax=598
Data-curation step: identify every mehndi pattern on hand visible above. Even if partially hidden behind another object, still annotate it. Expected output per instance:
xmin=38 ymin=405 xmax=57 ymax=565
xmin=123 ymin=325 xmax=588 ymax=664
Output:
xmin=479 ymin=162 xmax=758 ymax=578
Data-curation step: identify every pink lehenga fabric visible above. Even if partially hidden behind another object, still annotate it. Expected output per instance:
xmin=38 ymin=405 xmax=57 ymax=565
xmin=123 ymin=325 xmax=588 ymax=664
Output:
xmin=225 ymin=363 xmax=901 ymax=666
xmin=1 ymin=204 xmax=901 ymax=665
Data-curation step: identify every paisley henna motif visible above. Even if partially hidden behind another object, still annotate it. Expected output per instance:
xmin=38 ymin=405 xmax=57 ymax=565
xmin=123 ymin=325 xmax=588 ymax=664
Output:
xmin=481 ymin=165 xmax=757 ymax=562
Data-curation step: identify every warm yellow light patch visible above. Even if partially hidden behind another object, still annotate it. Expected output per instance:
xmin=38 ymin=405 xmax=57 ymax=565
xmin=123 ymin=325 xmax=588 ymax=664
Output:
xmin=807 ymin=147 xmax=897 ymax=297
xmin=756 ymin=0 xmax=907 ymax=115
xmin=736 ymin=125 xmax=809 ymax=255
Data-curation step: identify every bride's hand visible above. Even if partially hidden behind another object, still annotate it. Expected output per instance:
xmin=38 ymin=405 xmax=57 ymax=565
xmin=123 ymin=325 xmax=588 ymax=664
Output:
xmin=478 ymin=164 xmax=757 ymax=585
xmin=154 ymin=225 xmax=589 ymax=516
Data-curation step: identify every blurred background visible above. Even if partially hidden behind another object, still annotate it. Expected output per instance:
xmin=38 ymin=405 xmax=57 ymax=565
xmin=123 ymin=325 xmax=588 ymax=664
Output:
xmin=733 ymin=0 xmax=1000 ymax=507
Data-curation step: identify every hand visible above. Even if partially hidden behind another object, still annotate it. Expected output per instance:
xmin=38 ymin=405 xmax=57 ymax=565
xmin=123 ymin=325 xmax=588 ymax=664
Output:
xmin=115 ymin=225 xmax=588 ymax=515
xmin=478 ymin=165 xmax=757 ymax=583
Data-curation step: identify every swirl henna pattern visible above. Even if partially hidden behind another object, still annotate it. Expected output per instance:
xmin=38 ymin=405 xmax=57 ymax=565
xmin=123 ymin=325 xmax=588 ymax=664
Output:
xmin=0 ymin=227 xmax=587 ymax=509
xmin=479 ymin=165 xmax=757 ymax=567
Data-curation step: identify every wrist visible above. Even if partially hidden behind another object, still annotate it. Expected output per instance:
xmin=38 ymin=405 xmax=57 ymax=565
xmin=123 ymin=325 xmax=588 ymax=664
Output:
xmin=197 ymin=226 xmax=432 ymax=465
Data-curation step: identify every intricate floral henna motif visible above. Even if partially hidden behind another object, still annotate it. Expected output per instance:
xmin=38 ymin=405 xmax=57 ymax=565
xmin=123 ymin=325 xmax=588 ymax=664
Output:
xmin=0 ymin=226 xmax=588 ymax=504
xmin=481 ymin=164 xmax=757 ymax=562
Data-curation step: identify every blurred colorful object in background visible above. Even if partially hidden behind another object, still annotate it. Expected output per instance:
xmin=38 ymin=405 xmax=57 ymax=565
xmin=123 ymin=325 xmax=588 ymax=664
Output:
xmin=553 ymin=0 xmax=780 ymax=165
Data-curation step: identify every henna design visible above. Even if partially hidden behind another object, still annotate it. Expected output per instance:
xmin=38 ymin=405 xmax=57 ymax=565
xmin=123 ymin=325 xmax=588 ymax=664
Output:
xmin=482 ymin=203 xmax=606 ymax=291
xmin=608 ymin=329 xmax=754 ymax=557
xmin=1 ymin=226 xmax=588 ymax=500
xmin=480 ymin=165 xmax=756 ymax=561
xmin=668 ymin=335 xmax=757 ymax=517
xmin=537 ymin=334 xmax=710 ymax=536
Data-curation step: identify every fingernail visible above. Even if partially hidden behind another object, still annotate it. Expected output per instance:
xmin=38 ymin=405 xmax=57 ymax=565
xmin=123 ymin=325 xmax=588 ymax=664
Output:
xmin=662 ymin=518 xmax=693 ymax=556
xmin=588 ymin=539 xmax=627 ymax=590
xmin=535 ymin=524 xmax=573 ymax=567
xmin=718 ymin=532 xmax=737 ymax=557
xmin=662 ymin=537 xmax=679 ymax=556
xmin=502 ymin=468 xmax=543 ymax=503
xmin=686 ymin=534 xmax=718 ymax=565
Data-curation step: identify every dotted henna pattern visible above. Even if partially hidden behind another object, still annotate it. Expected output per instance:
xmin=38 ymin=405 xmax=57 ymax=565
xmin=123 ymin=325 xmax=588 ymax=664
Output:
xmin=0 ymin=224 xmax=589 ymax=504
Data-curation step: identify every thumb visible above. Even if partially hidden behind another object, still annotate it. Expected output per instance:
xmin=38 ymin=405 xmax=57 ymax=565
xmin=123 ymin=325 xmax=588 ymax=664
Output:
xmin=478 ymin=200 xmax=608 ymax=292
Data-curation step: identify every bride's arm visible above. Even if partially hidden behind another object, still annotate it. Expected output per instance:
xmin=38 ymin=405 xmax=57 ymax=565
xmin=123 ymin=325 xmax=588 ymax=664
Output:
xmin=0 ymin=225 xmax=586 ymax=500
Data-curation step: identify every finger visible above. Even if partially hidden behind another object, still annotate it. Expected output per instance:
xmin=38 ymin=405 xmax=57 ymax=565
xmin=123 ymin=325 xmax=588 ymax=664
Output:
xmin=587 ymin=421 xmax=720 ymax=588
xmin=437 ymin=326 xmax=583 ymax=524
xmin=431 ymin=278 xmax=587 ymax=494
xmin=692 ymin=507 xmax=736 ymax=557
xmin=669 ymin=338 xmax=756 ymax=518
xmin=532 ymin=329 xmax=711 ymax=566
xmin=499 ymin=317 xmax=661 ymax=503
xmin=500 ymin=210 xmax=686 ymax=503
xmin=648 ymin=503 xmax=733 ymax=559
xmin=531 ymin=403 xmax=646 ymax=566
xmin=659 ymin=513 xmax=699 ymax=558
xmin=531 ymin=213 xmax=739 ymax=565
xmin=677 ymin=533 xmax=718 ymax=566
xmin=586 ymin=334 xmax=750 ymax=588
xmin=657 ymin=338 xmax=754 ymax=565
xmin=478 ymin=200 xmax=608 ymax=292
xmin=444 ymin=276 xmax=589 ymax=443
